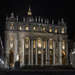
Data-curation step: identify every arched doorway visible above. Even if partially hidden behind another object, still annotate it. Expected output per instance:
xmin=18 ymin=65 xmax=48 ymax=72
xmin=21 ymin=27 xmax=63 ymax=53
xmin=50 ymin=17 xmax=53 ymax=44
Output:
xmin=9 ymin=49 xmax=14 ymax=68
xmin=62 ymin=50 xmax=66 ymax=64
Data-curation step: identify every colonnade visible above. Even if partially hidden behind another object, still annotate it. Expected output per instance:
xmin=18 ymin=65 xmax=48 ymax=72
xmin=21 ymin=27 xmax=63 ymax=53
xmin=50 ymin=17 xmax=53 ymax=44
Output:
xmin=19 ymin=38 xmax=62 ymax=66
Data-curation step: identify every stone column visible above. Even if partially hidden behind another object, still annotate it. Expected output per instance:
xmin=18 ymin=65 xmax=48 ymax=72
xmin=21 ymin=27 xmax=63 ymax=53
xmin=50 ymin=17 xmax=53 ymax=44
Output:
xmin=41 ymin=40 xmax=44 ymax=65
xmin=46 ymin=40 xmax=48 ymax=65
xmin=28 ymin=39 xmax=30 ymax=65
xmin=66 ymin=40 xmax=68 ymax=65
xmin=59 ymin=37 xmax=62 ymax=64
xmin=20 ymin=39 xmax=24 ymax=67
xmin=53 ymin=40 xmax=56 ymax=65
xmin=14 ymin=37 xmax=18 ymax=65
xmin=35 ymin=40 xmax=38 ymax=65
xmin=5 ymin=39 xmax=9 ymax=68
xmin=48 ymin=39 xmax=50 ymax=65
xmin=31 ymin=40 xmax=33 ymax=65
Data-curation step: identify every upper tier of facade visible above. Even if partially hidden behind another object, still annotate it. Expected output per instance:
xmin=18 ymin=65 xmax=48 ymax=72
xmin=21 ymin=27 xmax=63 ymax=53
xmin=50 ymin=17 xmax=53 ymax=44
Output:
xmin=5 ymin=8 xmax=67 ymax=34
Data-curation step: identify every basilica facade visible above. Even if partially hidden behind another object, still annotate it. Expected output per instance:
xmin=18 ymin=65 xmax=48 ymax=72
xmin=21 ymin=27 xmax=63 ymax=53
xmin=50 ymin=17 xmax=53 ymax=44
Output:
xmin=4 ymin=8 xmax=68 ymax=68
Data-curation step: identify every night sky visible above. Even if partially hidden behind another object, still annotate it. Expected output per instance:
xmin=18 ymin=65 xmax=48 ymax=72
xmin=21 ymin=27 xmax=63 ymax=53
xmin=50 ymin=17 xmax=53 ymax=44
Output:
xmin=0 ymin=0 xmax=74 ymax=40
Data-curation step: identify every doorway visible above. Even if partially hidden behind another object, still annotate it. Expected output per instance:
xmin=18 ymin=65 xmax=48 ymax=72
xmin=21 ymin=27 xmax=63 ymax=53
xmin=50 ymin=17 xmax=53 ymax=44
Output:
xmin=9 ymin=50 xmax=14 ymax=68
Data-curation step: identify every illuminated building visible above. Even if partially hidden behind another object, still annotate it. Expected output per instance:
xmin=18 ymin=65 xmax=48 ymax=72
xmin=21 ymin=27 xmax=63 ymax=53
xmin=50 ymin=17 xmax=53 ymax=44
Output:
xmin=4 ymin=7 xmax=68 ymax=68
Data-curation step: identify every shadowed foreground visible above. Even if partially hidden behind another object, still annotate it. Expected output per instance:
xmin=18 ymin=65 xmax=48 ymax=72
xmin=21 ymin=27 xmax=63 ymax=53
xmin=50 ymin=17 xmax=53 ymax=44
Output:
xmin=0 ymin=65 xmax=75 ymax=75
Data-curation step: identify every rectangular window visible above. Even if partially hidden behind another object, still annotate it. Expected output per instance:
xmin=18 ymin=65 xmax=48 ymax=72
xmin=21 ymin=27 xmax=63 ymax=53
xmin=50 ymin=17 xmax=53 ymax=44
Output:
xmin=49 ymin=27 xmax=52 ymax=32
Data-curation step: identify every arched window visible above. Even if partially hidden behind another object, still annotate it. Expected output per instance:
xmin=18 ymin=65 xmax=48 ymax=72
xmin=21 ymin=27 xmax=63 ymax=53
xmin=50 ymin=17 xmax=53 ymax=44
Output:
xmin=37 ymin=39 xmax=42 ymax=48
xmin=10 ymin=23 xmax=14 ymax=30
xmin=11 ymin=23 xmax=14 ymax=26
xmin=49 ymin=39 xmax=53 ymax=49
xmin=33 ymin=27 xmax=36 ymax=31
xmin=55 ymin=28 xmax=58 ymax=33
xmin=42 ymin=27 xmax=46 ymax=32
xmin=25 ymin=37 xmax=29 ymax=48
xmin=10 ymin=42 xmax=14 ymax=48
xmin=49 ymin=27 xmax=52 ymax=32
xmin=10 ymin=37 xmax=14 ymax=48
xmin=61 ymin=27 xmax=65 ymax=33
xmin=25 ymin=26 xmax=29 ymax=31
xmin=62 ymin=40 xmax=65 ymax=50
xmin=19 ymin=26 xmax=22 ymax=30
xmin=9 ymin=50 xmax=14 ymax=68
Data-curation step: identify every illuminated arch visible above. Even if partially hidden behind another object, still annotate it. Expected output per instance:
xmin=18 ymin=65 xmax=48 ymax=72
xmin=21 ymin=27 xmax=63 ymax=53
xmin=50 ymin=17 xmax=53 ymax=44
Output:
xmin=9 ymin=49 xmax=14 ymax=68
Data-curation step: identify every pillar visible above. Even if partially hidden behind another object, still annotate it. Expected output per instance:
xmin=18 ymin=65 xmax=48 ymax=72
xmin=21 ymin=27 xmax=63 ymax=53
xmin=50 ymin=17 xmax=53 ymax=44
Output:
xmin=14 ymin=37 xmax=18 ymax=65
xmin=5 ymin=39 xmax=9 ymax=68
xmin=35 ymin=40 xmax=38 ymax=65
xmin=46 ymin=40 xmax=48 ymax=65
xmin=53 ymin=40 xmax=55 ymax=64
xmin=48 ymin=39 xmax=50 ymax=65
xmin=66 ymin=40 xmax=68 ymax=64
xmin=28 ymin=39 xmax=30 ymax=65
xmin=41 ymin=40 xmax=44 ymax=65
xmin=59 ymin=37 xmax=62 ymax=64
xmin=20 ymin=39 xmax=24 ymax=67
xmin=31 ymin=40 xmax=33 ymax=65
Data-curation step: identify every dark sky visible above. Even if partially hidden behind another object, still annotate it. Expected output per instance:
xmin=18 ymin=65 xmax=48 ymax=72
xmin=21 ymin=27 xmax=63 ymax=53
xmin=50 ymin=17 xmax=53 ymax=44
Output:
xmin=0 ymin=0 xmax=74 ymax=40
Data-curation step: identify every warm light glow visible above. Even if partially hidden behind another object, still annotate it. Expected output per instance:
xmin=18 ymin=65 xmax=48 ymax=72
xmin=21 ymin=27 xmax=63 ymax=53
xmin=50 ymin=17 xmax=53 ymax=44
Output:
xmin=27 ymin=8 xmax=32 ymax=16
xmin=19 ymin=26 xmax=22 ymax=30
xmin=16 ymin=54 xmax=19 ymax=61
xmin=38 ymin=50 xmax=41 ymax=54
xmin=37 ymin=39 xmax=42 ymax=48
xmin=25 ymin=37 xmax=29 ymax=40
xmin=49 ymin=39 xmax=53 ymax=49
xmin=55 ymin=28 xmax=58 ymax=33
xmin=25 ymin=37 xmax=29 ymax=48
xmin=25 ymin=44 xmax=29 ymax=48
xmin=49 ymin=28 xmax=52 ymax=32
xmin=62 ymin=46 xmax=65 ymax=50
xmin=62 ymin=50 xmax=66 ymax=56
xmin=10 ymin=37 xmax=14 ymax=48
xmin=33 ymin=40 xmax=36 ymax=48
xmin=10 ymin=37 xmax=13 ymax=41
xmin=42 ymin=27 xmax=46 ymax=32
xmin=10 ymin=42 xmax=14 ymax=48
xmin=10 ymin=64 xmax=14 ymax=68
xmin=25 ymin=26 xmax=29 ymax=30
xmin=50 ymin=50 xmax=53 ymax=54
xmin=10 ymin=24 xmax=14 ymax=29
xmin=11 ymin=24 xmax=14 ymax=26
xmin=33 ymin=27 xmax=36 ymax=30
xmin=10 ymin=26 xmax=14 ymax=30
xmin=62 ymin=40 xmax=65 ymax=50
xmin=61 ymin=28 xmax=65 ymax=33
xmin=43 ymin=41 xmax=46 ymax=48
